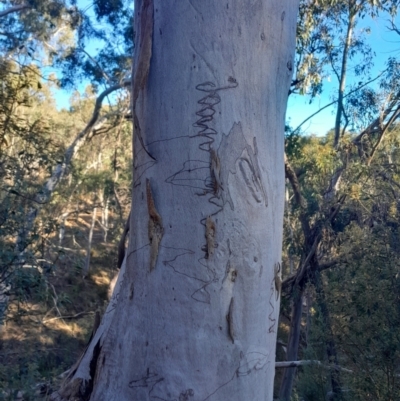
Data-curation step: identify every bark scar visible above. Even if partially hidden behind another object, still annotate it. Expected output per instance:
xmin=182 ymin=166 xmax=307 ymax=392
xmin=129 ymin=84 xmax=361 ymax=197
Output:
xmin=132 ymin=0 xmax=156 ymax=160
xmin=205 ymin=216 xmax=216 ymax=259
xmin=210 ymin=147 xmax=222 ymax=196
xmin=226 ymin=297 xmax=235 ymax=344
xmin=147 ymin=178 xmax=164 ymax=271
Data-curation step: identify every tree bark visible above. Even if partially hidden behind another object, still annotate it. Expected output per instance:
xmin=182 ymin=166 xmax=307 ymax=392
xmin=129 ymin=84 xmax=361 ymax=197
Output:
xmin=52 ymin=1 xmax=299 ymax=400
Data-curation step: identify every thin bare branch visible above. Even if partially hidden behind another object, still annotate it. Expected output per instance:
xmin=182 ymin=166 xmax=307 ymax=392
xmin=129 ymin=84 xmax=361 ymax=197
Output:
xmin=285 ymin=153 xmax=306 ymax=209
xmin=275 ymin=360 xmax=353 ymax=373
xmin=353 ymin=100 xmax=400 ymax=145
xmin=294 ymin=233 xmax=321 ymax=287
xmin=0 ymin=4 xmax=29 ymax=18
xmin=293 ymin=72 xmax=385 ymax=134
xmin=43 ymin=311 xmax=95 ymax=324
xmin=79 ymin=47 xmax=112 ymax=83
xmin=367 ymin=105 xmax=400 ymax=165
xmin=284 ymin=153 xmax=311 ymax=238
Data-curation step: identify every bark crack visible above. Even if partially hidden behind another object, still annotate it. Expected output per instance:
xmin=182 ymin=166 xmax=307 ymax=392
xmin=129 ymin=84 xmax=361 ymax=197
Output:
xmin=147 ymin=178 xmax=164 ymax=271
xmin=227 ymin=297 xmax=235 ymax=344
xmin=205 ymin=216 xmax=216 ymax=258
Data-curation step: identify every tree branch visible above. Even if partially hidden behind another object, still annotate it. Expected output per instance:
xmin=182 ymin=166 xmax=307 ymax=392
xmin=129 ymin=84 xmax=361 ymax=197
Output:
xmin=15 ymin=81 xmax=131 ymax=253
xmin=282 ymin=257 xmax=343 ymax=294
xmin=353 ymin=100 xmax=400 ymax=145
xmin=284 ymin=153 xmax=306 ymax=209
xmin=43 ymin=311 xmax=95 ymax=324
xmin=294 ymin=233 xmax=321 ymax=287
xmin=334 ymin=12 xmax=356 ymax=149
xmin=0 ymin=4 xmax=29 ymax=18
xmin=275 ymin=360 xmax=353 ymax=374
xmin=367 ymin=105 xmax=400 ymax=165
xmin=284 ymin=153 xmax=311 ymax=238
xmin=293 ymin=72 xmax=385 ymax=134
xmin=79 ymin=47 xmax=112 ymax=83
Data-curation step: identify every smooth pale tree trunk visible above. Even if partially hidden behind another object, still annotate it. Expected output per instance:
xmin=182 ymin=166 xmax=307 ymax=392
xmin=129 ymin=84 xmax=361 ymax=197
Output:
xmin=51 ymin=1 xmax=298 ymax=400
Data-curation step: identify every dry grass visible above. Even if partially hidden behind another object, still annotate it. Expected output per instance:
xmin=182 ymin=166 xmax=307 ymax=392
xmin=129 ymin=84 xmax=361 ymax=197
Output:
xmin=0 ymin=211 xmax=121 ymax=399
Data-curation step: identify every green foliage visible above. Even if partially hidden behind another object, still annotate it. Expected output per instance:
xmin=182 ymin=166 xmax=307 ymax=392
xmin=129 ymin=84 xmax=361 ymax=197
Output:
xmin=0 ymin=1 xmax=133 ymax=395
xmin=55 ymin=0 xmax=133 ymax=88
xmin=293 ymin=0 xmax=390 ymax=98
xmin=284 ymin=120 xmax=400 ymax=400
xmin=0 ymin=0 xmax=79 ymax=64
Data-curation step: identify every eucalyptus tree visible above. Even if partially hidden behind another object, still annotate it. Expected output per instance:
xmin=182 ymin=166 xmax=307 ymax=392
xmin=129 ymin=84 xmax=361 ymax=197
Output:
xmin=0 ymin=62 xmax=63 ymax=325
xmin=291 ymin=0 xmax=399 ymax=147
xmin=50 ymin=0 xmax=299 ymax=400
xmin=279 ymin=1 xmax=400 ymax=400
xmin=0 ymin=0 xmax=134 ymax=242
xmin=283 ymin=119 xmax=400 ymax=401
xmin=0 ymin=0 xmax=134 ymax=326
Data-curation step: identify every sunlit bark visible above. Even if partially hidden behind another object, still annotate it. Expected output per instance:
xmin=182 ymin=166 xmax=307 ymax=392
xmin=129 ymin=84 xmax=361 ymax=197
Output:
xmin=52 ymin=1 xmax=299 ymax=399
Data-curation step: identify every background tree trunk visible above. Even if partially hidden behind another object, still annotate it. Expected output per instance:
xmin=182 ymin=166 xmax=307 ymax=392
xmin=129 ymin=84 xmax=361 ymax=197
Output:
xmin=83 ymin=207 xmax=97 ymax=278
xmin=279 ymin=290 xmax=304 ymax=401
xmin=52 ymin=1 xmax=299 ymax=400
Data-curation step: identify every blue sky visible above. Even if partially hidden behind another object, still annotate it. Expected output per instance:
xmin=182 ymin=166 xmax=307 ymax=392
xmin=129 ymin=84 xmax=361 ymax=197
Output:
xmin=53 ymin=4 xmax=400 ymax=137
xmin=286 ymin=11 xmax=400 ymax=136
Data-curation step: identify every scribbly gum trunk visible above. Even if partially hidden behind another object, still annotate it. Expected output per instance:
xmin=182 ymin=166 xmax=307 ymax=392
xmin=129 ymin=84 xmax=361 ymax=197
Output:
xmin=52 ymin=1 xmax=299 ymax=400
